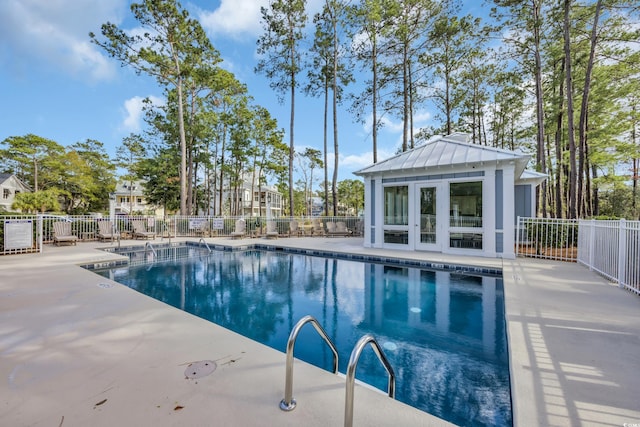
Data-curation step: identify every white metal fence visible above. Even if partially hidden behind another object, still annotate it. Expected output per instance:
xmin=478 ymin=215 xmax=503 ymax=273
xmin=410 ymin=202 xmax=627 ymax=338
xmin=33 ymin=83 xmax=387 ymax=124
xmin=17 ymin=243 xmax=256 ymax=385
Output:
xmin=516 ymin=217 xmax=640 ymax=295
xmin=577 ymin=219 xmax=640 ymax=295
xmin=516 ymin=217 xmax=579 ymax=262
xmin=1 ymin=214 xmax=363 ymax=255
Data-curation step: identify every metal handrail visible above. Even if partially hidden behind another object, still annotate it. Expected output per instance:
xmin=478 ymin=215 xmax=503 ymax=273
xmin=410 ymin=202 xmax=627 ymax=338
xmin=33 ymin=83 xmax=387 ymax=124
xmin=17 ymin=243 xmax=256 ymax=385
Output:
xmin=344 ymin=334 xmax=395 ymax=427
xmin=144 ymin=241 xmax=157 ymax=259
xmin=198 ymin=238 xmax=212 ymax=253
xmin=279 ymin=315 xmax=339 ymax=412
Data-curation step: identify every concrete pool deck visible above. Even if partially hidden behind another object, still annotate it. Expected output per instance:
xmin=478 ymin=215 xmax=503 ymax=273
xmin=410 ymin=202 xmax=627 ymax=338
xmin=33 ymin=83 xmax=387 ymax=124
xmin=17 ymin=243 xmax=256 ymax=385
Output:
xmin=1 ymin=237 xmax=639 ymax=426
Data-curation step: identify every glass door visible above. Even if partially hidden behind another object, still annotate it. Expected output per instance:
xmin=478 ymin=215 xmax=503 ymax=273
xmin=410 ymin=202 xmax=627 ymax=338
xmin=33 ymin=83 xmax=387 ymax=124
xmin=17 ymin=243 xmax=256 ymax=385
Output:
xmin=415 ymin=186 xmax=440 ymax=251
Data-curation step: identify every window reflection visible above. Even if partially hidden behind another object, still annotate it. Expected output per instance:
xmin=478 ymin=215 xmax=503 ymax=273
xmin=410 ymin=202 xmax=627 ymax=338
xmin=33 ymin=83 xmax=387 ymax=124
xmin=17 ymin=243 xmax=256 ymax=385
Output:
xmin=384 ymin=186 xmax=408 ymax=225
xmin=449 ymin=182 xmax=482 ymax=228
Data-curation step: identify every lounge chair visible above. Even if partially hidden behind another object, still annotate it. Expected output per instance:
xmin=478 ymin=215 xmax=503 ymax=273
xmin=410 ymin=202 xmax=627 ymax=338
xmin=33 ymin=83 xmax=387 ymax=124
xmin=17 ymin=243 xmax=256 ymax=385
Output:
xmin=53 ymin=221 xmax=78 ymax=246
xmin=265 ymin=221 xmax=278 ymax=239
xmin=311 ymin=218 xmax=325 ymax=236
xmin=132 ymin=220 xmax=156 ymax=240
xmin=337 ymin=222 xmax=352 ymax=235
xmin=354 ymin=220 xmax=364 ymax=236
xmin=327 ymin=221 xmax=352 ymax=237
xmin=289 ymin=220 xmax=300 ymax=237
xmin=326 ymin=221 xmax=337 ymax=235
xmin=230 ymin=219 xmax=246 ymax=239
xmin=97 ymin=221 xmax=116 ymax=242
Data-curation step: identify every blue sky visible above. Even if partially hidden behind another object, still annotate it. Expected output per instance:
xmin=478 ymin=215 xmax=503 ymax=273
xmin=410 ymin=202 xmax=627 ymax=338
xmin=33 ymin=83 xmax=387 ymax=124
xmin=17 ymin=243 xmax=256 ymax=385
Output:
xmin=0 ymin=0 xmax=480 ymax=182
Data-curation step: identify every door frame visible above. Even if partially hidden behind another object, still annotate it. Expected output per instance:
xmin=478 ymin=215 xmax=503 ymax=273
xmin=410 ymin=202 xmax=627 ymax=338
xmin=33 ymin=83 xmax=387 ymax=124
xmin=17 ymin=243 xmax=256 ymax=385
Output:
xmin=413 ymin=182 xmax=446 ymax=251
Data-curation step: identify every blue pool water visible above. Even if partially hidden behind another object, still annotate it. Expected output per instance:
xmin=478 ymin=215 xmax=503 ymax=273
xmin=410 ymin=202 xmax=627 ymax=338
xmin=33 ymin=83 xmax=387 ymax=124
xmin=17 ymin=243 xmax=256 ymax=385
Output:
xmin=95 ymin=246 xmax=511 ymax=426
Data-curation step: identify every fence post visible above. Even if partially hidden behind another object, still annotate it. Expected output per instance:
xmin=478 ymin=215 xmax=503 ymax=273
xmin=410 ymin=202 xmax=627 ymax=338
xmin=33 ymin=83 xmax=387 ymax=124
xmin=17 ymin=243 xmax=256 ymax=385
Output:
xmin=515 ymin=216 xmax=520 ymax=255
xmin=617 ymin=219 xmax=626 ymax=288
xmin=37 ymin=215 xmax=43 ymax=253
xmin=588 ymin=219 xmax=595 ymax=270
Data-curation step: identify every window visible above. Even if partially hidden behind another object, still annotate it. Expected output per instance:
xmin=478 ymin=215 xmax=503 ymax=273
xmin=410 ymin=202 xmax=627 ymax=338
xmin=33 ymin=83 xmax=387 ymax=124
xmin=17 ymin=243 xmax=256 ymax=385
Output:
xmin=449 ymin=182 xmax=482 ymax=228
xmin=3 ymin=189 xmax=10 ymax=199
xmin=384 ymin=186 xmax=408 ymax=225
xmin=449 ymin=181 xmax=483 ymax=250
xmin=384 ymin=230 xmax=408 ymax=244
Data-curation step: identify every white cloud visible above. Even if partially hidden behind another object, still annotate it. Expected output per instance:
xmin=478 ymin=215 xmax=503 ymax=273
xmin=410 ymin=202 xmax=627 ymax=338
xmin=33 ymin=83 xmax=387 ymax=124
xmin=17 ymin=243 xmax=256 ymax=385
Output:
xmin=121 ymin=95 xmax=164 ymax=133
xmin=363 ymin=109 xmax=432 ymax=135
xmin=199 ymin=0 xmax=269 ymax=38
xmin=339 ymin=147 xmax=397 ymax=173
xmin=199 ymin=0 xmax=325 ymax=39
xmin=0 ymin=0 xmax=124 ymax=81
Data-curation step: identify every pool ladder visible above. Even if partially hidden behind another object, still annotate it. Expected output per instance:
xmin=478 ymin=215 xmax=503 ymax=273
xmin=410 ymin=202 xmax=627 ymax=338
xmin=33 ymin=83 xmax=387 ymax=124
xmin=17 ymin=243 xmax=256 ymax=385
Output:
xmin=198 ymin=238 xmax=212 ymax=253
xmin=279 ymin=315 xmax=396 ymax=427
xmin=144 ymin=241 xmax=157 ymax=259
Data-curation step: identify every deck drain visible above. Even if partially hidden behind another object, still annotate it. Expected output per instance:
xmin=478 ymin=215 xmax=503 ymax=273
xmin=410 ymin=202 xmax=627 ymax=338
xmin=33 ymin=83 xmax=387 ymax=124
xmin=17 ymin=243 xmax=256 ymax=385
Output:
xmin=97 ymin=283 xmax=114 ymax=289
xmin=184 ymin=360 xmax=217 ymax=379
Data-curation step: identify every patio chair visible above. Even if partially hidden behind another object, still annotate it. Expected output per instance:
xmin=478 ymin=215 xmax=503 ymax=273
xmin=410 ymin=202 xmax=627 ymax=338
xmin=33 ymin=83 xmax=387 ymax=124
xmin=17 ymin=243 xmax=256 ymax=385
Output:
xmin=327 ymin=221 xmax=352 ymax=237
xmin=311 ymin=218 xmax=325 ymax=236
xmin=326 ymin=221 xmax=337 ymax=235
xmin=131 ymin=220 xmax=156 ymax=240
xmin=335 ymin=221 xmax=353 ymax=236
xmin=194 ymin=220 xmax=210 ymax=237
xmin=289 ymin=220 xmax=301 ymax=237
xmin=53 ymin=221 xmax=78 ymax=246
xmin=354 ymin=220 xmax=364 ymax=236
xmin=96 ymin=221 xmax=116 ymax=242
xmin=230 ymin=219 xmax=246 ymax=239
xmin=265 ymin=221 xmax=278 ymax=239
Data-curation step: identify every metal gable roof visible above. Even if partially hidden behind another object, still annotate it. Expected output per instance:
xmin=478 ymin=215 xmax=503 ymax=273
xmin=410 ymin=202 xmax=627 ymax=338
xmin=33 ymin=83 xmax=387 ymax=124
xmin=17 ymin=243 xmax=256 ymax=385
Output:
xmin=354 ymin=133 xmax=531 ymax=178
xmin=516 ymin=170 xmax=548 ymax=185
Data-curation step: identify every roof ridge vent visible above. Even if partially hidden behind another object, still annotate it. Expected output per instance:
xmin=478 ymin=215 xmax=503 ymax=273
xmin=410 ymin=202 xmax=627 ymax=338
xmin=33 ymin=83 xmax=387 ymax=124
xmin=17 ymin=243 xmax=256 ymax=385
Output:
xmin=446 ymin=132 xmax=472 ymax=143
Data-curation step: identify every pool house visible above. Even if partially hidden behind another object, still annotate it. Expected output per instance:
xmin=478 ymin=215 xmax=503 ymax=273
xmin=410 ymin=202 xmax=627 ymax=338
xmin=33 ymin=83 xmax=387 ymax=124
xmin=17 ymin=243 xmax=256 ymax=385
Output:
xmin=354 ymin=133 xmax=546 ymax=258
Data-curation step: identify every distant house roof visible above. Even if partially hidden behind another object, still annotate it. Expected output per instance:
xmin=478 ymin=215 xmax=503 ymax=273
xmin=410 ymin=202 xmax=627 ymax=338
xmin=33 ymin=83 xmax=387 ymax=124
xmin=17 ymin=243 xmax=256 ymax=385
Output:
xmin=354 ymin=133 xmax=531 ymax=179
xmin=114 ymin=180 xmax=145 ymax=196
xmin=0 ymin=173 xmax=32 ymax=191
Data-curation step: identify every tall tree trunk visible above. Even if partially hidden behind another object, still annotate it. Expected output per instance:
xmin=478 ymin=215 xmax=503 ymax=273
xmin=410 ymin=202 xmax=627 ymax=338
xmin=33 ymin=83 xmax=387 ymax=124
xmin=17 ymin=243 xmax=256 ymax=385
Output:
xmin=218 ymin=121 xmax=227 ymax=215
xmin=324 ymin=73 xmax=330 ymax=217
xmin=591 ymin=165 xmax=599 ymax=217
xmin=176 ymin=72 xmax=188 ymax=216
xmin=187 ymin=145 xmax=193 ymax=214
xmin=472 ymin=79 xmax=479 ymax=144
xmin=372 ymin=35 xmax=378 ymax=163
xmin=289 ymin=58 xmax=296 ymax=217
xmin=554 ymin=59 xmax=565 ymax=218
xmin=445 ymin=62 xmax=452 ymax=135
xmin=187 ymin=90 xmax=196 ymax=214
xmin=408 ymin=61 xmax=414 ymax=149
xmin=584 ymin=138 xmax=592 ymax=216
xmin=402 ymin=43 xmax=409 ymax=151
xmin=331 ymin=16 xmax=339 ymax=217
xmin=633 ymin=110 xmax=638 ymax=218
xmin=563 ymin=0 xmax=578 ymax=219
xmin=532 ymin=0 xmax=547 ymax=218
xmin=33 ymin=158 xmax=38 ymax=192
xmin=578 ymin=0 xmax=602 ymax=218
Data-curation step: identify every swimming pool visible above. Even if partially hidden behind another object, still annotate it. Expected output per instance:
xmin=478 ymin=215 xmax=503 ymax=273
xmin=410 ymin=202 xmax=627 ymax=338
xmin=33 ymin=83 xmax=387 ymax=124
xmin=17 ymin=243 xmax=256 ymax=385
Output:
xmin=94 ymin=245 xmax=511 ymax=426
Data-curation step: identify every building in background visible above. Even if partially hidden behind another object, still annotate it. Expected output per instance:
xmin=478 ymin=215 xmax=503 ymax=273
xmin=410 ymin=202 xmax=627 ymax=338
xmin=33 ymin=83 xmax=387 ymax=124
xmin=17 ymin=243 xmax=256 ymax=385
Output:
xmin=112 ymin=180 xmax=163 ymax=217
xmin=0 ymin=173 xmax=32 ymax=212
xmin=221 ymin=180 xmax=283 ymax=217
xmin=355 ymin=133 xmax=546 ymax=259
